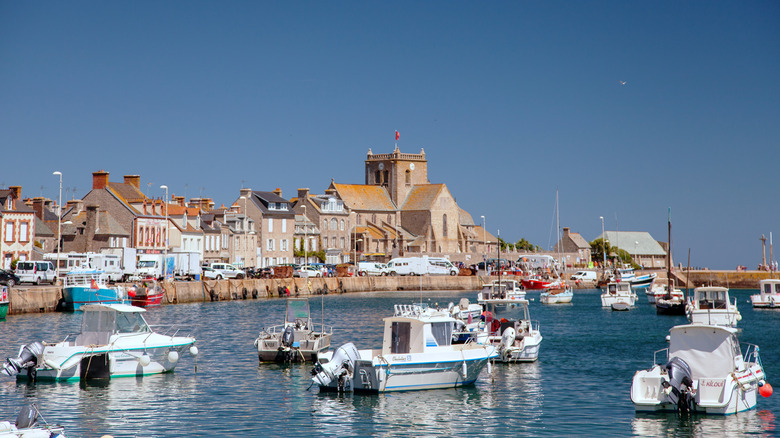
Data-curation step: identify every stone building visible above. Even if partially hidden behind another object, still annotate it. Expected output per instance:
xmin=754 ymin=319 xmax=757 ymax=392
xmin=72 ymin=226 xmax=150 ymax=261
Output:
xmin=237 ymin=188 xmax=294 ymax=268
xmin=553 ymin=227 xmax=593 ymax=268
xmin=0 ymin=186 xmax=36 ymax=269
xmin=597 ymin=231 xmax=667 ymax=269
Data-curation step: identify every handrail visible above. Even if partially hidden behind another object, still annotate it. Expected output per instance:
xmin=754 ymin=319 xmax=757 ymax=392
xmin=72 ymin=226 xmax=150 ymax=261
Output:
xmin=654 ymin=347 xmax=669 ymax=365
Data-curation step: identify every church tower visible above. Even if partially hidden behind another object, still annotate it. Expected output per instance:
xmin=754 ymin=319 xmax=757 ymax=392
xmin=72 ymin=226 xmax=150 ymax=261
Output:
xmin=365 ymin=146 xmax=428 ymax=206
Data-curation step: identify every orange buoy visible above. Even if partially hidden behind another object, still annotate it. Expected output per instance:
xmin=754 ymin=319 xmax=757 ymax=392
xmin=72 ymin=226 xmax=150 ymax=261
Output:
xmin=759 ymin=382 xmax=773 ymax=397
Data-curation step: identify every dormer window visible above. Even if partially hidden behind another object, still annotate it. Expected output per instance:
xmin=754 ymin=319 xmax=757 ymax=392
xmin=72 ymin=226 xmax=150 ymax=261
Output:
xmin=6 ymin=197 xmax=12 ymax=210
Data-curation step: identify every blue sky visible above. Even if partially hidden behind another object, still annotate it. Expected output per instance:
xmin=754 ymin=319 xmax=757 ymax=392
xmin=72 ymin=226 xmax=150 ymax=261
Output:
xmin=1 ymin=1 xmax=778 ymax=269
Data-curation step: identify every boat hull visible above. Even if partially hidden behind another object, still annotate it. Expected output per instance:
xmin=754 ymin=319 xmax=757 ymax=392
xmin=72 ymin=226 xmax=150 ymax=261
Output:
xmin=130 ymin=292 xmax=164 ymax=308
xmin=62 ymin=286 xmax=126 ymax=311
xmin=0 ymin=302 xmax=7 ymax=320
xmin=540 ymin=290 xmax=573 ymax=304
xmin=601 ymin=294 xmax=636 ymax=307
xmin=750 ymin=294 xmax=780 ymax=308
xmin=255 ymin=331 xmax=331 ymax=363
xmin=521 ymin=279 xmax=552 ymax=290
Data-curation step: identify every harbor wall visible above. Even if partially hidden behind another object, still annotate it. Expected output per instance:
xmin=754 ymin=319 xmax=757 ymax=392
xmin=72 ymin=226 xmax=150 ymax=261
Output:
xmin=5 ymin=270 xmax=772 ymax=315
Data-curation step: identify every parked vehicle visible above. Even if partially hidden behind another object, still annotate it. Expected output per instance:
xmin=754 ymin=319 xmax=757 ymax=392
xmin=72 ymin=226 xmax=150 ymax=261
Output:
xmin=477 ymin=258 xmax=510 ymax=270
xmin=570 ymin=271 xmax=598 ymax=282
xmin=0 ymin=269 xmax=20 ymax=287
xmin=202 ymin=266 xmax=220 ymax=280
xmin=100 ymin=247 xmax=138 ymax=280
xmin=169 ymin=251 xmax=202 ymax=280
xmin=386 ymin=256 xmax=459 ymax=276
xmin=137 ymin=254 xmax=166 ymax=279
xmin=15 ymin=261 xmax=57 ymax=285
xmin=294 ymin=265 xmax=322 ymax=278
xmin=209 ymin=263 xmax=244 ymax=279
xmin=357 ymin=262 xmax=389 ymax=276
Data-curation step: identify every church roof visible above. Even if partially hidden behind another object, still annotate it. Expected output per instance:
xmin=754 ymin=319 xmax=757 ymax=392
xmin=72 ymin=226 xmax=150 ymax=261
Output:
xmin=331 ymin=183 xmax=396 ymax=211
xmin=399 ymin=184 xmax=445 ymax=211
xmin=459 ymin=208 xmax=475 ymax=226
xmin=599 ymin=231 xmax=666 ymax=256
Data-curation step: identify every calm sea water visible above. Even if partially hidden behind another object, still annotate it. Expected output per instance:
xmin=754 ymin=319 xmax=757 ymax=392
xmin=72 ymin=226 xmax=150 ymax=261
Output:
xmin=1 ymin=288 xmax=779 ymax=437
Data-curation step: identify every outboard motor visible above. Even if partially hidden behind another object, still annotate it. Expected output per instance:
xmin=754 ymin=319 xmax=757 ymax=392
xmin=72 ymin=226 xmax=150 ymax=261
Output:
xmin=500 ymin=327 xmax=516 ymax=352
xmin=311 ymin=343 xmax=361 ymax=389
xmin=2 ymin=342 xmax=43 ymax=377
xmin=664 ymin=356 xmax=695 ymax=412
xmin=15 ymin=404 xmax=38 ymax=429
xmin=281 ymin=326 xmax=295 ymax=348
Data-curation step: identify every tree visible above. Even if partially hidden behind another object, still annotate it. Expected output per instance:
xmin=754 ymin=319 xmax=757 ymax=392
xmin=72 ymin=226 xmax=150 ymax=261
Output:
xmin=514 ymin=238 xmax=540 ymax=252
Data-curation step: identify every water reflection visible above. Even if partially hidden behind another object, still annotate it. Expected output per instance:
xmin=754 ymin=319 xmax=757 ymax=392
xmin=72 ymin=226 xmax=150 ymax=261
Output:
xmin=632 ymin=409 xmax=776 ymax=437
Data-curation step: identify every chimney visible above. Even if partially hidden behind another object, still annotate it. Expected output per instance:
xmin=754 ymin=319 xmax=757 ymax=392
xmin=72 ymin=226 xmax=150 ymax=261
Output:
xmin=32 ymin=198 xmax=45 ymax=220
xmin=66 ymin=199 xmax=84 ymax=215
xmin=273 ymin=188 xmax=282 ymax=197
xmin=200 ymin=198 xmax=210 ymax=211
xmin=86 ymin=205 xmax=98 ymax=252
xmin=9 ymin=186 xmax=21 ymax=200
xmin=174 ymin=195 xmax=185 ymax=206
xmin=240 ymin=188 xmax=252 ymax=199
xmin=563 ymin=227 xmax=570 ymax=237
xmin=92 ymin=170 xmax=109 ymax=190
xmin=297 ymin=188 xmax=310 ymax=204
xmin=123 ymin=175 xmax=140 ymax=189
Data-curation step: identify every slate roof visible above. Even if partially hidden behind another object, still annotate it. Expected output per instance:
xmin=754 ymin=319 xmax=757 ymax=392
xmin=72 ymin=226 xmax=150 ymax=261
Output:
xmin=0 ymin=190 xmax=35 ymax=213
xmin=459 ymin=208 xmax=475 ymax=226
xmin=106 ymin=181 xmax=146 ymax=204
xmin=249 ymin=191 xmax=294 ymax=216
xmin=472 ymin=226 xmax=497 ymax=243
xmin=67 ymin=210 xmax=130 ymax=237
xmin=34 ymin=216 xmax=54 ymax=237
xmin=400 ymin=184 xmax=445 ymax=211
xmin=331 ymin=183 xmax=396 ymax=211
xmin=599 ymin=231 xmax=666 ymax=256
xmin=567 ymin=231 xmax=590 ymax=249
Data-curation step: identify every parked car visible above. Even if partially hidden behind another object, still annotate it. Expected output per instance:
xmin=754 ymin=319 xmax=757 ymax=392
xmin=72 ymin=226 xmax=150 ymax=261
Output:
xmin=208 ymin=263 xmax=245 ymax=279
xmin=202 ymin=266 xmax=220 ymax=280
xmin=15 ymin=261 xmax=57 ymax=285
xmin=570 ymin=271 xmax=598 ymax=282
xmin=293 ymin=265 xmax=322 ymax=278
xmin=0 ymin=269 xmax=20 ymax=287
xmin=357 ymin=262 xmax=389 ymax=276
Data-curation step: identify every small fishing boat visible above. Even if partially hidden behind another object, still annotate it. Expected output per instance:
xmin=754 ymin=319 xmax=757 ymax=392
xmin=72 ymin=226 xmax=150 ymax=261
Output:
xmin=477 ymin=280 xmax=526 ymax=307
xmin=1 ymin=303 xmax=198 ymax=382
xmin=482 ymin=299 xmax=543 ymax=362
xmin=520 ymin=276 xmax=553 ymax=290
xmin=600 ymin=281 xmax=637 ymax=308
xmin=254 ymin=298 xmax=332 ymax=363
xmin=127 ymin=279 xmax=165 ymax=308
xmin=0 ymin=286 xmax=8 ymax=320
xmin=611 ymin=302 xmax=630 ymax=311
xmin=750 ymin=279 xmax=780 ymax=308
xmin=630 ymin=273 xmax=657 ymax=292
xmin=540 ymin=281 xmax=573 ymax=304
xmin=654 ymin=285 xmax=686 ymax=315
xmin=631 ymin=323 xmax=769 ymax=414
xmin=311 ymin=304 xmax=497 ymax=393
xmin=61 ymin=270 xmax=127 ymax=311
xmin=0 ymin=404 xmax=67 ymax=438
xmin=686 ymin=286 xmax=741 ymax=327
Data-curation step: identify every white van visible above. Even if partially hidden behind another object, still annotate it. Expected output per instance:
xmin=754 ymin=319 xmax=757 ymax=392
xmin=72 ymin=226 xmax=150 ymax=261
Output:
xmin=426 ymin=257 xmax=459 ymax=276
xmin=570 ymin=270 xmax=598 ymax=282
xmin=15 ymin=261 xmax=57 ymax=285
xmin=386 ymin=257 xmax=427 ymax=276
xmin=357 ymin=262 xmax=389 ymax=276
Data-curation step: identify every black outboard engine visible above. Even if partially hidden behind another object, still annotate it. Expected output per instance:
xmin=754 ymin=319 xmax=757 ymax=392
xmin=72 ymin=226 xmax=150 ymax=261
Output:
xmin=281 ymin=325 xmax=295 ymax=348
xmin=2 ymin=342 xmax=43 ymax=378
xmin=664 ymin=357 xmax=695 ymax=412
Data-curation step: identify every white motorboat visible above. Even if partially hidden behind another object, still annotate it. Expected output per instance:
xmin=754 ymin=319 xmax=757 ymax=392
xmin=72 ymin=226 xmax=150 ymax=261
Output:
xmin=311 ymin=304 xmax=497 ymax=393
xmin=631 ymin=323 xmax=768 ymax=414
xmin=482 ymin=299 xmax=543 ymax=363
xmin=1 ymin=303 xmax=197 ymax=382
xmin=448 ymin=297 xmax=483 ymax=321
xmin=477 ymin=279 xmax=526 ymax=307
xmin=254 ymin=298 xmax=332 ymax=363
xmin=600 ymin=281 xmax=637 ymax=307
xmin=540 ymin=282 xmax=573 ymax=304
xmin=686 ymin=286 xmax=741 ymax=327
xmin=750 ymin=279 xmax=780 ymax=308
xmin=0 ymin=404 xmax=66 ymax=438
xmin=611 ymin=302 xmax=631 ymax=311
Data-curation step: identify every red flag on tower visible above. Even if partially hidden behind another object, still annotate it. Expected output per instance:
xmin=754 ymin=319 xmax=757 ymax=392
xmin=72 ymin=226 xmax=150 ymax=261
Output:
xmin=395 ymin=130 xmax=400 ymax=141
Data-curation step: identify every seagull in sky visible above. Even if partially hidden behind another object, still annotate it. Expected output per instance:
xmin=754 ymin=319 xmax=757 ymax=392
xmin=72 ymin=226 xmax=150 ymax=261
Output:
xmin=619 ymin=80 xmax=627 ymax=86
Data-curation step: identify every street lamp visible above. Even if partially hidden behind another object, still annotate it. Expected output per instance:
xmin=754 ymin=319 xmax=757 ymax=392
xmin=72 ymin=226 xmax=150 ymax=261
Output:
xmin=53 ymin=171 xmax=62 ymax=284
xmin=302 ymin=204 xmax=307 ymax=267
xmin=481 ymin=215 xmax=486 ymax=271
xmin=354 ymin=238 xmax=363 ymax=274
xmin=240 ymin=196 xmax=249 ymax=267
xmin=160 ymin=185 xmax=168 ymax=280
xmin=600 ymin=216 xmax=606 ymax=270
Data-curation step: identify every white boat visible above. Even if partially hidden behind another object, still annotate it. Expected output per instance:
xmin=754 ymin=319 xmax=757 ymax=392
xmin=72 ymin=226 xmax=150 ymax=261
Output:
xmin=630 ymin=273 xmax=657 ymax=291
xmin=600 ymin=281 xmax=637 ymax=307
xmin=448 ymin=297 xmax=483 ymax=321
xmin=611 ymin=302 xmax=631 ymax=311
xmin=631 ymin=323 xmax=767 ymax=414
xmin=750 ymin=279 xmax=780 ymax=308
xmin=0 ymin=404 xmax=66 ymax=438
xmin=477 ymin=280 xmax=526 ymax=307
xmin=311 ymin=304 xmax=497 ymax=393
xmin=540 ymin=282 xmax=573 ymax=304
xmin=253 ymin=298 xmax=332 ymax=363
xmin=686 ymin=286 xmax=741 ymax=327
xmin=482 ymin=299 xmax=543 ymax=363
xmin=1 ymin=303 xmax=198 ymax=382
xmin=647 ymin=283 xmax=684 ymax=304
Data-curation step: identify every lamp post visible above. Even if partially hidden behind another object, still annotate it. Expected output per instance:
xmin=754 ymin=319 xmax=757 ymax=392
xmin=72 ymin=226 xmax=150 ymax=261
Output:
xmin=481 ymin=215 xmax=486 ymax=271
xmin=354 ymin=238 xmax=363 ymax=275
xmin=302 ymin=204 xmax=307 ymax=267
xmin=600 ymin=216 xmax=606 ymax=271
xmin=241 ymin=196 xmax=248 ymax=267
xmin=53 ymin=171 xmax=62 ymax=284
xmin=160 ymin=185 xmax=168 ymax=279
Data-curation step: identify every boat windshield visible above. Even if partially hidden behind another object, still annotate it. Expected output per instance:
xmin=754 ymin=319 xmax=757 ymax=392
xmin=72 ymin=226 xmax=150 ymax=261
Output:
xmin=116 ymin=311 xmax=150 ymax=333
xmin=430 ymin=321 xmax=452 ymax=347
xmin=286 ymin=299 xmax=311 ymax=324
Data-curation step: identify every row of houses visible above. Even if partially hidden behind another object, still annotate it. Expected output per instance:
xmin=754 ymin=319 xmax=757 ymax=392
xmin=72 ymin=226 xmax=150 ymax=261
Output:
xmin=1 ymin=147 xmax=669 ymax=272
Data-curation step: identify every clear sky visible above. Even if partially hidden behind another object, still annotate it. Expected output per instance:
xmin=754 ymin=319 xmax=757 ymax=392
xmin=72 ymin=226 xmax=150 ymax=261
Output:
xmin=1 ymin=1 xmax=778 ymax=269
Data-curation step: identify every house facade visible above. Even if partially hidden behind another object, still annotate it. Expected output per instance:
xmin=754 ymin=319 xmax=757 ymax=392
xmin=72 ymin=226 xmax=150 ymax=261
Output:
xmin=0 ymin=187 xmax=36 ymax=269
xmin=237 ymin=188 xmax=294 ymax=268
xmin=293 ymin=187 xmax=351 ymax=265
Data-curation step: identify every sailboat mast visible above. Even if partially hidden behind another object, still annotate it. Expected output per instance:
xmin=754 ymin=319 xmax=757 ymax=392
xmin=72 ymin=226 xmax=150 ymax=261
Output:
xmin=667 ymin=207 xmax=672 ymax=291
xmin=556 ymin=189 xmax=561 ymax=278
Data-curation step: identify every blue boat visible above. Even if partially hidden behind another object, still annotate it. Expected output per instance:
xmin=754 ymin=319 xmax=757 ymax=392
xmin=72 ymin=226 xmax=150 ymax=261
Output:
xmin=629 ymin=273 xmax=657 ymax=291
xmin=61 ymin=270 xmax=127 ymax=311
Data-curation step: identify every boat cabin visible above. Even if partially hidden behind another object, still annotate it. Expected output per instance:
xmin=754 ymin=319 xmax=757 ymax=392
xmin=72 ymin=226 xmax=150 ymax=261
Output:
xmin=285 ymin=298 xmax=313 ymax=329
xmin=668 ymin=324 xmax=742 ymax=380
xmin=691 ymin=287 xmax=729 ymax=310
xmin=76 ymin=304 xmax=150 ymax=346
xmin=760 ymin=279 xmax=780 ymax=297
xmin=64 ymin=270 xmax=109 ymax=288
xmin=383 ymin=306 xmax=454 ymax=355
xmin=607 ymin=282 xmax=632 ymax=295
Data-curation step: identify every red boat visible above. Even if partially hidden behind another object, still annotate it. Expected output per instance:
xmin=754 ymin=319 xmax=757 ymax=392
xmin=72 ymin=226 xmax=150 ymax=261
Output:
xmin=521 ymin=277 xmax=554 ymax=290
xmin=128 ymin=280 xmax=165 ymax=307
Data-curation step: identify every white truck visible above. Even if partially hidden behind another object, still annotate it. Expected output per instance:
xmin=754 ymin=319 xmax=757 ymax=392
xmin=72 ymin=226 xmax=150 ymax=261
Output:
xmin=137 ymin=252 xmax=202 ymax=280
xmin=386 ymin=256 xmax=459 ymax=276
xmin=100 ymin=247 xmax=138 ymax=281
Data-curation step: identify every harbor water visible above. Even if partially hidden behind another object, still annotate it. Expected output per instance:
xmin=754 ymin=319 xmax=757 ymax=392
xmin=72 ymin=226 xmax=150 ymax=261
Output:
xmin=1 ymin=288 xmax=779 ymax=437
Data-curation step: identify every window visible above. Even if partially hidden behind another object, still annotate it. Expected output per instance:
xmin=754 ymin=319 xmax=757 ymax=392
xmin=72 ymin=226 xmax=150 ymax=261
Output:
xmin=375 ymin=170 xmax=381 ymax=184
xmin=340 ymin=219 xmax=345 ymax=230
xmin=268 ymin=218 xmax=273 ymax=232
xmin=383 ymin=170 xmax=388 ymax=185
xmin=390 ymin=322 xmax=411 ymax=354
xmin=282 ymin=219 xmax=286 ymax=233
xmin=267 ymin=239 xmax=275 ymax=251
xmin=405 ymin=169 xmax=411 ymax=184
xmin=281 ymin=239 xmax=288 ymax=251
xmin=330 ymin=218 xmax=337 ymax=230
xmin=312 ymin=239 xmax=317 ymax=251
xmin=372 ymin=214 xmax=376 ymax=223
xmin=340 ymin=237 xmax=345 ymax=248
xmin=5 ymin=222 xmax=14 ymax=242
xmin=443 ymin=214 xmax=448 ymax=237
xmin=19 ymin=222 xmax=29 ymax=242
xmin=322 ymin=219 xmax=327 ymax=231
xmin=431 ymin=322 xmax=453 ymax=346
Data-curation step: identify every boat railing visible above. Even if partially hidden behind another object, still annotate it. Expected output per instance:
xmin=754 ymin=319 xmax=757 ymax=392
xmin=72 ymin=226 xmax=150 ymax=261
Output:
xmin=743 ymin=343 xmax=762 ymax=367
xmin=147 ymin=324 xmax=195 ymax=339
xmin=394 ymin=304 xmax=427 ymax=317
xmin=653 ymin=348 xmax=669 ymax=365
xmin=261 ymin=323 xmax=334 ymax=336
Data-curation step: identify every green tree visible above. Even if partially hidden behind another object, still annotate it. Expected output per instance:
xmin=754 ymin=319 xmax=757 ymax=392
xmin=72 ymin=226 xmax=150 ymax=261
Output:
xmin=514 ymin=238 xmax=540 ymax=252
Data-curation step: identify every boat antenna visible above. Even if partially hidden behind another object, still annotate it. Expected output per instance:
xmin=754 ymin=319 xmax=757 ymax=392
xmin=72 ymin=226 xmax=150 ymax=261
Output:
xmin=667 ymin=208 xmax=673 ymax=295
xmin=685 ymin=248 xmax=691 ymax=294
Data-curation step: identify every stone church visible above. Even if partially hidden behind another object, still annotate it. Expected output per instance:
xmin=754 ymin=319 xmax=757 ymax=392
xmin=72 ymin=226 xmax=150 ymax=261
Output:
xmin=327 ymin=146 xmax=492 ymax=260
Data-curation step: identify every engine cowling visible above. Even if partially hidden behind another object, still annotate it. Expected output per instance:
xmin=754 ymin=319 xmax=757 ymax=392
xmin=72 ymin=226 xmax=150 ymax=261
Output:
xmin=664 ymin=356 xmax=695 ymax=411
xmin=2 ymin=342 xmax=44 ymax=377
xmin=311 ymin=343 xmax=361 ymax=387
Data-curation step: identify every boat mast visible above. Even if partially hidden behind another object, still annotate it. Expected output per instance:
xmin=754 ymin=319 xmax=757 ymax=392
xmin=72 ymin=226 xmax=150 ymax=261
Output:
xmin=667 ymin=207 xmax=672 ymax=292
xmin=556 ymin=189 xmax=561 ymax=279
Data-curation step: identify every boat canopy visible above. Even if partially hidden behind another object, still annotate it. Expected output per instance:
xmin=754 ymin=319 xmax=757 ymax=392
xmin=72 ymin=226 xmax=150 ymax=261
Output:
xmin=693 ymin=287 xmax=729 ymax=309
xmin=285 ymin=299 xmax=311 ymax=325
xmin=669 ymin=324 xmax=740 ymax=380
